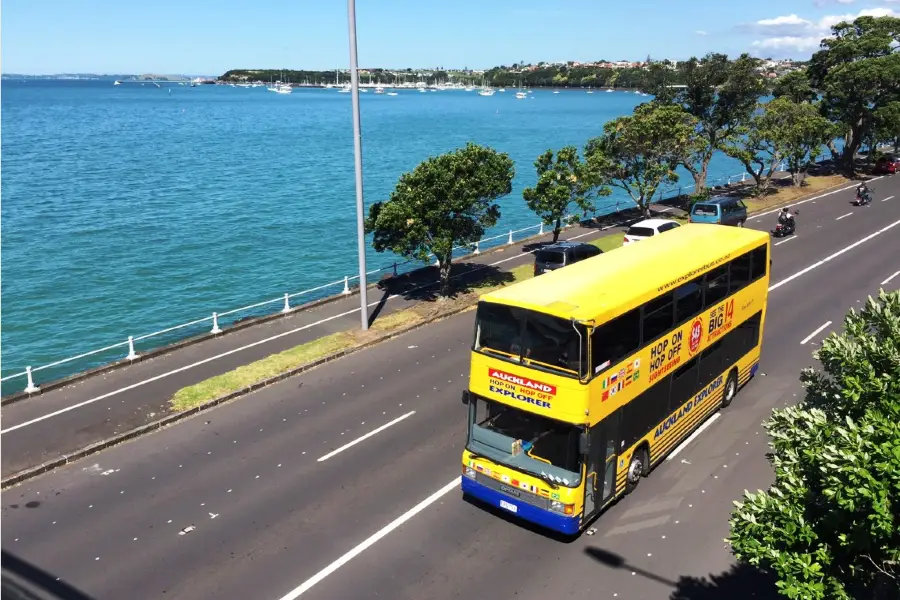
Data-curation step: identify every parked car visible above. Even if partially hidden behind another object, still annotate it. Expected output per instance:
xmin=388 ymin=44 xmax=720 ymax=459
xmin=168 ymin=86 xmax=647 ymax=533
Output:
xmin=533 ymin=241 xmax=602 ymax=276
xmin=873 ymin=155 xmax=898 ymax=175
xmin=689 ymin=195 xmax=748 ymax=227
xmin=623 ymin=218 xmax=681 ymax=245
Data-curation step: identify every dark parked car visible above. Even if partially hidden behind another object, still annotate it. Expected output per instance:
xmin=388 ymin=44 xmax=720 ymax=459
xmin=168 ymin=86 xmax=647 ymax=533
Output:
xmin=533 ymin=241 xmax=602 ymax=276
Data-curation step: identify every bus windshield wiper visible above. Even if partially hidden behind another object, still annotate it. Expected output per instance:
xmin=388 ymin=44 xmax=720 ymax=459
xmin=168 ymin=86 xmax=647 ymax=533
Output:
xmin=524 ymin=468 xmax=560 ymax=490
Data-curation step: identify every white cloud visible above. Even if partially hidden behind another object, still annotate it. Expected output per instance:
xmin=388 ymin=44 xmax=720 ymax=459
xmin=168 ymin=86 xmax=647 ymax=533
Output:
xmin=748 ymin=7 xmax=899 ymax=55
xmin=695 ymin=30 xmax=708 ymax=35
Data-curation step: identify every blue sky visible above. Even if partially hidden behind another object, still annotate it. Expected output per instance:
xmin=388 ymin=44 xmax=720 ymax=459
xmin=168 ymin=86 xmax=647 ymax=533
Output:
xmin=2 ymin=0 xmax=898 ymax=75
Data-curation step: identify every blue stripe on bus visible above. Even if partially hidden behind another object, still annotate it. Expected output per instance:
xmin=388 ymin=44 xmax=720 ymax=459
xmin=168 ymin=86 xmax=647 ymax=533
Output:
xmin=750 ymin=362 xmax=759 ymax=377
xmin=461 ymin=477 xmax=581 ymax=536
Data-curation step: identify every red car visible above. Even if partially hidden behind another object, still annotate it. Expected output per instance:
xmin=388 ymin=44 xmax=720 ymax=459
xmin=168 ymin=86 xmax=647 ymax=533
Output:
xmin=874 ymin=156 xmax=898 ymax=174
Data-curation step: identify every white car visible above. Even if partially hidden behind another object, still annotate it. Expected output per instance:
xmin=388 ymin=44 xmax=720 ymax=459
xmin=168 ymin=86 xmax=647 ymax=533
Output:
xmin=623 ymin=218 xmax=681 ymax=245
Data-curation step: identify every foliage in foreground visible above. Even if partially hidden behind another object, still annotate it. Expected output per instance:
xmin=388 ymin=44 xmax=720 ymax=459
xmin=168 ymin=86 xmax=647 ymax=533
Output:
xmin=729 ymin=290 xmax=900 ymax=600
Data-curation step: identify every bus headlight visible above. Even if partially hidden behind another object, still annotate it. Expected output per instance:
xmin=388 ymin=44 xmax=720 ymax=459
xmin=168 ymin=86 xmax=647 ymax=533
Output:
xmin=550 ymin=500 xmax=575 ymax=515
xmin=463 ymin=466 xmax=477 ymax=479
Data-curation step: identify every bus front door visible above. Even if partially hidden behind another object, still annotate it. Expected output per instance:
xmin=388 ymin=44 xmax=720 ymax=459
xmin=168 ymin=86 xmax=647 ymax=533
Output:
xmin=583 ymin=411 xmax=620 ymax=523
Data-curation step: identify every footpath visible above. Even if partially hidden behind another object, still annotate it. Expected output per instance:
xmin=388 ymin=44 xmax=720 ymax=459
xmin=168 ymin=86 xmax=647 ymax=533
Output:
xmin=0 ymin=159 xmax=863 ymax=484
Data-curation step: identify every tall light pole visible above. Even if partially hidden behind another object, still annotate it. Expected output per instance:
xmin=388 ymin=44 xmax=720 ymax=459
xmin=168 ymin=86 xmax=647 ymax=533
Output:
xmin=347 ymin=0 xmax=369 ymax=330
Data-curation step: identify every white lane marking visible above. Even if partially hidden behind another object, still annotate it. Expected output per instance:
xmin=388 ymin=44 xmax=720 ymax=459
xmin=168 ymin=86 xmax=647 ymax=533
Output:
xmin=769 ymin=217 xmax=900 ymax=292
xmin=800 ymin=321 xmax=832 ymax=345
xmin=0 ymin=228 xmax=608 ymax=435
xmin=317 ymin=411 xmax=416 ymax=462
xmin=883 ymin=195 xmax=894 ymax=202
xmin=882 ymin=270 xmax=900 ymax=286
xmin=774 ymin=236 xmax=798 ymax=246
xmin=835 ymin=212 xmax=853 ymax=221
xmin=666 ymin=413 xmax=721 ymax=462
xmin=752 ymin=176 xmax=885 ymax=220
xmin=276 ymin=477 xmax=461 ymax=599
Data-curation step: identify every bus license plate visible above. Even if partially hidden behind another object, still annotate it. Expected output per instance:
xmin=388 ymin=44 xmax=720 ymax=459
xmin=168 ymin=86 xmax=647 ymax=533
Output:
xmin=499 ymin=500 xmax=518 ymax=513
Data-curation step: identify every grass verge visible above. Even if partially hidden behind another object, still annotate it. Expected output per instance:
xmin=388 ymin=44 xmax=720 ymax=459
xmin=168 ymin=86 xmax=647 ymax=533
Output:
xmin=742 ymin=174 xmax=847 ymax=213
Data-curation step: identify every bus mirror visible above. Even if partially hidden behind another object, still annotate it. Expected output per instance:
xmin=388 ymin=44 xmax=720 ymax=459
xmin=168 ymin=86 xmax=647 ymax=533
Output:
xmin=579 ymin=432 xmax=589 ymax=455
xmin=461 ymin=391 xmax=470 ymax=405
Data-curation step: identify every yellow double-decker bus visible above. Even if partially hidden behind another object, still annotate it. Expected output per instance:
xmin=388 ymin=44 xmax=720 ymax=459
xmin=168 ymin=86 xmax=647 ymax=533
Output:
xmin=460 ymin=223 xmax=770 ymax=535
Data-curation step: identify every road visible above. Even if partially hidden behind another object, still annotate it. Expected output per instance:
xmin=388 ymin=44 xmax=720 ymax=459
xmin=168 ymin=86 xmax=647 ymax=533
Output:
xmin=2 ymin=175 xmax=898 ymax=600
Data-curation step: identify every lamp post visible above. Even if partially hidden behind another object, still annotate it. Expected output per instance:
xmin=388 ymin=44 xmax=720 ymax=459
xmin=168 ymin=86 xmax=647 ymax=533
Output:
xmin=347 ymin=0 xmax=369 ymax=330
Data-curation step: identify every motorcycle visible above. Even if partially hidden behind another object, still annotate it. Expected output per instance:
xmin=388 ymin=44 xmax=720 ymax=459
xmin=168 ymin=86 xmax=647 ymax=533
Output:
xmin=853 ymin=187 xmax=873 ymax=206
xmin=772 ymin=211 xmax=798 ymax=238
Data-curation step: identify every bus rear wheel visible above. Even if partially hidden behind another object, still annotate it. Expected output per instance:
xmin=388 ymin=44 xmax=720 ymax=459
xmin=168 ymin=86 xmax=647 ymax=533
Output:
xmin=625 ymin=447 xmax=648 ymax=494
xmin=721 ymin=370 xmax=739 ymax=408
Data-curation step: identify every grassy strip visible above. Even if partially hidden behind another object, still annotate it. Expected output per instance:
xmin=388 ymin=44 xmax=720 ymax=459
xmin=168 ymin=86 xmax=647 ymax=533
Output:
xmin=742 ymin=174 xmax=847 ymax=213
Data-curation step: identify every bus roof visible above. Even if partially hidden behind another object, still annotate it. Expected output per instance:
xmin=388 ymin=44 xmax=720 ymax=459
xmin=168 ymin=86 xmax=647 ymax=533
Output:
xmin=481 ymin=223 xmax=769 ymax=323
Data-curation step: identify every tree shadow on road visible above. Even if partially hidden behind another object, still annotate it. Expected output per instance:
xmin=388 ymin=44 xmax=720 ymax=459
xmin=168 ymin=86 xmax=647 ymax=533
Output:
xmin=669 ymin=562 xmax=780 ymax=600
xmin=374 ymin=262 xmax=514 ymax=304
xmin=583 ymin=546 xmax=780 ymax=600
xmin=1 ymin=550 xmax=95 ymax=600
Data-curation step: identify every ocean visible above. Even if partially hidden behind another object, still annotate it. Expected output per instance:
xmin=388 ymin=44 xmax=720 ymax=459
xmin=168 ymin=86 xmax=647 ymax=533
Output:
xmin=0 ymin=80 xmax=748 ymax=393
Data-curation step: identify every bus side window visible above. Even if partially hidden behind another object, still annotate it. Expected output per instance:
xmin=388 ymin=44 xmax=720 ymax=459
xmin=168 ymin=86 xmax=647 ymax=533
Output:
xmin=729 ymin=252 xmax=752 ymax=294
xmin=749 ymin=245 xmax=768 ymax=282
xmin=674 ymin=277 xmax=704 ymax=325
xmin=592 ymin=308 xmax=641 ymax=373
xmin=704 ymin=265 xmax=729 ymax=308
xmin=698 ymin=339 xmax=725 ymax=386
xmin=642 ymin=292 xmax=674 ymax=344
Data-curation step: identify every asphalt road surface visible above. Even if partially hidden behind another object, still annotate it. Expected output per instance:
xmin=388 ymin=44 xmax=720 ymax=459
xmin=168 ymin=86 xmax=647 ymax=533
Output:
xmin=2 ymin=176 xmax=898 ymax=600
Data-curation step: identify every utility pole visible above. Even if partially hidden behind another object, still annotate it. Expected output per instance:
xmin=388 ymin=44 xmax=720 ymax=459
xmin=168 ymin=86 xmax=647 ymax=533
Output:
xmin=347 ymin=0 xmax=369 ymax=330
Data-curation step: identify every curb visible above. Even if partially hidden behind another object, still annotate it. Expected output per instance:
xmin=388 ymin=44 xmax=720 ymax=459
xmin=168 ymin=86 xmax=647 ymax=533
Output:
xmin=1 ymin=301 xmax=477 ymax=489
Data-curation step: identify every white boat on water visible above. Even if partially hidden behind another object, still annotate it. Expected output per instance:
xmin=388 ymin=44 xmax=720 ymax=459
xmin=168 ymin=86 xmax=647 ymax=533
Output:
xmin=515 ymin=91 xmax=527 ymax=99
xmin=498 ymin=88 xmax=506 ymax=92
xmin=386 ymin=91 xmax=398 ymax=96
xmin=479 ymin=88 xmax=495 ymax=96
xmin=374 ymin=86 xmax=385 ymax=94
xmin=464 ymin=86 xmax=475 ymax=92
xmin=113 ymin=80 xmax=121 ymax=86
xmin=553 ymin=90 xmax=560 ymax=94
xmin=606 ymin=89 xmax=614 ymax=93
xmin=274 ymin=83 xmax=292 ymax=94
xmin=338 ymin=84 xmax=351 ymax=93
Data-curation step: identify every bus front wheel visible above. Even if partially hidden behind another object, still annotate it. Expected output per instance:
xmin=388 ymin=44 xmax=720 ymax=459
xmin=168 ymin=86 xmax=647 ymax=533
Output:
xmin=721 ymin=370 xmax=738 ymax=408
xmin=625 ymin=447 xmax=648 ymax=494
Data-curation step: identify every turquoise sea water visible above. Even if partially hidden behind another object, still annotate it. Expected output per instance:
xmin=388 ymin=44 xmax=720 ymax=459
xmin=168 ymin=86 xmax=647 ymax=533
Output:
xmin=0 ymin=80 xmax=748 ymax=392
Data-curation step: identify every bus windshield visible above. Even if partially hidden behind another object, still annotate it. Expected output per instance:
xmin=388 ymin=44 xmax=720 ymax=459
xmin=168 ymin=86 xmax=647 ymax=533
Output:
xmin=473 ymin=302 xmax=587 ymax=378
xmin=468 ymin=396 xmax=583 ymax=487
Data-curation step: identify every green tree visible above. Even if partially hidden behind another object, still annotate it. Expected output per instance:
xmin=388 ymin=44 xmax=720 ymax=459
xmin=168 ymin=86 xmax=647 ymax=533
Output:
xmin=646 ymin=53 xmax=766 ymax=193
xmin=873 ymin=101 xmax=900 ymax=152
xmin=522 ymin=147 xmax=601 ymax=242
xmin=762 ymin=97 xmax=834 ymax=186
xmin=365 ymin=143 xmax=514 ymax=297
xmin=722 ymin=104 xmax=783 ymax=195
xmin=584 ymin=103 xmax=697 ymax=217
xmin=729 ymin=290 xmax=900 ymax=600
xmin=772 ymin=70 xmax=818 ymax=104
xmin=807 ymin=15 xmax=900 ymax=175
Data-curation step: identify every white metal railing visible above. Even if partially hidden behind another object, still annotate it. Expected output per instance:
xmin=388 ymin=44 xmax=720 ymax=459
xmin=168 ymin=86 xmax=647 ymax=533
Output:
xmin=2 ymin=158 xmax=826 ymax=394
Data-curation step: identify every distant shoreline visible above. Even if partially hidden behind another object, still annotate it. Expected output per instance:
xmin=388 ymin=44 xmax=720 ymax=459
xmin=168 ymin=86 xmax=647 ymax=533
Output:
xmin=215 ymin=81 xmax=645 ymax=93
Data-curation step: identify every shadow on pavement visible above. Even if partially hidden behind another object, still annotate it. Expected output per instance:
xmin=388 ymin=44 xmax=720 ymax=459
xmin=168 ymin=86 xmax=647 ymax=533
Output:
xmin=583 ymin=546 xmax=779 ymax=599
xmin=669 ymin=562 xmax=780 ymax=600
xmin=1 ymin=550 xmax=95 ymax=600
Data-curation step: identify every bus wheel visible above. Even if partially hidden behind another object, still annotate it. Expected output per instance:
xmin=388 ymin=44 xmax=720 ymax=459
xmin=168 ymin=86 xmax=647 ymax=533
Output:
xmin=625 ymin=448 xmax=647 ymax=494
xmin=721 ymin=370 xmax=739 ymax=408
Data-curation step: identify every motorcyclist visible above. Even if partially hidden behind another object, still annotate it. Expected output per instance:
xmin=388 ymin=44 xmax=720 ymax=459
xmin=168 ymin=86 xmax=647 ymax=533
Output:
xmin=777 ymin=207 xmax=796 ymax=233
xmin=857 ymin=182 xmax=871 ymax=204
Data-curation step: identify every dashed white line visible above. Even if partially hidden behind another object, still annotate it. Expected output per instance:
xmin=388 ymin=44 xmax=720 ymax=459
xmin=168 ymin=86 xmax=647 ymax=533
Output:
xmin=882 ymin=270 xmax=900 ymax=286
xmin=800 ymin=321 xmax=832 ymax=345
xmin=317 ymin=411 xmax=416 ymax=462
xmin=774 ymin=236 xmax=798 ymax=246
xmin=769 ymin=217 xmax=900 ymax=292
xmin=752 ymin=176 xmax=884 ymax=219
xmin=276 ymin=477 xmax=461 ymax=599
xmin=835 ymin=212 xmax=853 ymax=221
xmin=882 ymin=195 xmax=894 ymax=202
xmin=666 ymin=414 xmax=721 ymax=462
